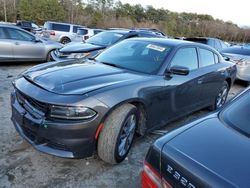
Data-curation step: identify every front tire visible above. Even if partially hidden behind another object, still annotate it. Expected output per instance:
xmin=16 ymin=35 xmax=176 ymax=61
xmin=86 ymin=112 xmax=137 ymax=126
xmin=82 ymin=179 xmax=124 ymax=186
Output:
xmin=97 ymin=104 xmax=138 ymax=164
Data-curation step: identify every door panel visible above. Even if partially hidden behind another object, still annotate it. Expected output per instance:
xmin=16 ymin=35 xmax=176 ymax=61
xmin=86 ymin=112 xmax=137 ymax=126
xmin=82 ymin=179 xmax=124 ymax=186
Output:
xmin=0 ymin=27 xmax=13 ymax=61
xmin=198 ymin=48 xmax=225 ymax=105
xmin=164 ymin=70 xmax=204 ymax=118
xmin=0 ymin=39 xmax=13 ymax=61
xmin=6 ymin=28 xmax=45 ymax=61
xmin=12 ymin=40 xmax=45 ymax=60
xmin=166 ymin=47 xmax=202 ymax=117
xmin=198 ymin=65 xmax=226 ymax=105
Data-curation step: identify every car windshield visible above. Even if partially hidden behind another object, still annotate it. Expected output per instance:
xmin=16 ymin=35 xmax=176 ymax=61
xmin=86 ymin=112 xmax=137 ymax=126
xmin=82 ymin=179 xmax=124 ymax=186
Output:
xmin=95 ymin=40 xmax=171 ymax=74
xmin=86 ymin=31 xmax=124 ymax=46
xmin=221 ymin=89 xmax=250 ymax=137
xmin=221 ymin=47 xmax=250 ymax=56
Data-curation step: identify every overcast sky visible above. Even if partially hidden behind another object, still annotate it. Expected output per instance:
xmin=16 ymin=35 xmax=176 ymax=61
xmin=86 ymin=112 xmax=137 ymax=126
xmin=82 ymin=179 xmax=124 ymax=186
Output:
xmin=120 ymin=0 xmax=250 ymax=27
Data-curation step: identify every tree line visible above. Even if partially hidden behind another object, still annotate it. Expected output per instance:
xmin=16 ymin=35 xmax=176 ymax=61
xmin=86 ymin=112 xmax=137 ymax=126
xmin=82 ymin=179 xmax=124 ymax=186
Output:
xmin=1 ymin=0 xmax=250 ymax=42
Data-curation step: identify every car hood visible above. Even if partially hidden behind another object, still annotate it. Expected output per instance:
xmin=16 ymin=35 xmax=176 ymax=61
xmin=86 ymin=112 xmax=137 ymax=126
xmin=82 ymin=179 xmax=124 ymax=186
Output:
xmin=59 ymin=42 xmax=105 ymax=53
xmin=22 ymin=61 xmax=145 ymax=95
xmin=163 ymin=117 xmax=250 ymax=187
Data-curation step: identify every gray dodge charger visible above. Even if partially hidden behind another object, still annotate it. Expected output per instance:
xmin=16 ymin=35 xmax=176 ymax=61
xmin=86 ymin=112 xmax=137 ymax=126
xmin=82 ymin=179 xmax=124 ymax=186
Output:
xmin=11 ymin=38 xmax=236 ymax=164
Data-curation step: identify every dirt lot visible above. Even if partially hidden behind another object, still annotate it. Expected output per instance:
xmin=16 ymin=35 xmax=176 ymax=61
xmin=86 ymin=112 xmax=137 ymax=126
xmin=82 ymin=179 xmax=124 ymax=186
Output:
xmin=0 ymin=63 xmax=246 ymax=188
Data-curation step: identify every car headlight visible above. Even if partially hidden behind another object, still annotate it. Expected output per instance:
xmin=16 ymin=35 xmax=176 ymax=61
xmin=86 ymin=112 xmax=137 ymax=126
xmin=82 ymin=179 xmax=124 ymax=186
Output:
xmin=67 ymin=53 xmax=90 ymax=59
xmin=50 ymin=105 xmax=97 ymax=120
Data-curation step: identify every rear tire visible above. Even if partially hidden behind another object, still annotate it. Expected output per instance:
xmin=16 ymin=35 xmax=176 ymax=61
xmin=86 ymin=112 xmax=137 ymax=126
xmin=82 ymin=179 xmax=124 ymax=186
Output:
xmin=60 ymin=37 xmax=71 ymax=44
xmin=209 ymin=81 xmax=229 ymax=110
xmin=97 ymin=104 xmax=138 ymax=164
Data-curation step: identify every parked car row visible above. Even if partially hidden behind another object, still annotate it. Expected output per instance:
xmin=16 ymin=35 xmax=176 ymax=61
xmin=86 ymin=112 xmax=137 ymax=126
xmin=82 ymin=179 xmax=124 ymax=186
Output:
xmin=0 ymin=20 xmax=249 ymax=187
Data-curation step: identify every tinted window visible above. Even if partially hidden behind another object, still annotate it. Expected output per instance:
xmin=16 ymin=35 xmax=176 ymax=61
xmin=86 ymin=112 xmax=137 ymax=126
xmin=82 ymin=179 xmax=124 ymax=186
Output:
xmin=184 ymin=38 xmax=208 ymax=45
xmin=6 ymin=28 xmax=35 ymax=41
xmin=199 ymin=48 xmax=215 ymax=67
xmin=93 ymin=30 xmax=103 ymax=35
xmin=221 ymin=47 xmax=250 ymax=56
xmin=171 ymin=48 xmax=198 ymax=70
xmin=0 ymin=28 xmax=7 ymax=39
xmin=77 ymin=29 xmax=88 ymax=35
xmin=86 ymin=31 xmax=124 ymax=46
xmin=96 ymin=40 xmax=171 ymax=74
xmin=73 ymin=26 xmax=80 ymax=33
xmin=51 ymin=23 xmax=70 ymax=32
xmin=221 ymin=90 xmax=250 ymax=136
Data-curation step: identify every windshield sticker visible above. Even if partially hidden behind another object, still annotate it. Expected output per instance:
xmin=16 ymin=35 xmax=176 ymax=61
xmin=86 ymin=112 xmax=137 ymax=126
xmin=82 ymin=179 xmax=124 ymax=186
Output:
xmin=146 ymin=44 xmax=166 ymax=52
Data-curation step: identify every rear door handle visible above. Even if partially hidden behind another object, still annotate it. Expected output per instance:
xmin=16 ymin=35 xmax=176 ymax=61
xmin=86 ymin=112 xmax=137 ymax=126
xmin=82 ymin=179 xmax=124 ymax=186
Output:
xmin=15 ymin=42 xmax=20 ymax=45
xmin=198 ymin=78 xmax=203 ymax=84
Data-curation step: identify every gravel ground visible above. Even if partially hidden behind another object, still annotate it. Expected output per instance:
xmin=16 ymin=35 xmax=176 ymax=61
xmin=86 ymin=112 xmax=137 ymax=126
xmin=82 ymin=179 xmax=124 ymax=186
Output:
xmin=0 ymin=63 xmax=246 ymax=188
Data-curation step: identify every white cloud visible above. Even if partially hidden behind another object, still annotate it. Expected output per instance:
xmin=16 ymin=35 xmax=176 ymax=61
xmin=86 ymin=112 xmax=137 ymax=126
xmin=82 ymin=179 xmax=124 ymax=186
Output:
xmin=120 ymin=0 xmax=250 ymax=26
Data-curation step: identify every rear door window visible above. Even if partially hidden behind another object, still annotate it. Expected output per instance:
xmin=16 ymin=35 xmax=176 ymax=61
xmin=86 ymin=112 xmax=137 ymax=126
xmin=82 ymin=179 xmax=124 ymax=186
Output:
xmin=199 ymin=48 xmax=215 ymax=67
xmin=6 ymin=28 xmax=35 ymax=41
xmin=170 ymin=47 xmax=198 ymax=70
xmin=52 ymin=23 xmax=70 ymax=32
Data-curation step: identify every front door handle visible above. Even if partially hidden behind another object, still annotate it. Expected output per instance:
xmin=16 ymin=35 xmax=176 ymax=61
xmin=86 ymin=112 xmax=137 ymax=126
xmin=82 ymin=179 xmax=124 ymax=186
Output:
xmin=15 ymin=42 xmax=20 ymax=45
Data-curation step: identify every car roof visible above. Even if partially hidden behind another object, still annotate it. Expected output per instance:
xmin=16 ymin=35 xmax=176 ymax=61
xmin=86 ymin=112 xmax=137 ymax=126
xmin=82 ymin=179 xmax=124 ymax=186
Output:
xmin=107 ymin=29 xmax=165 ymax=36
xmin=0 ymin=24 xmax=22 ymax=29
xmin=126 ymin=37 xmax=206 ymax=47
xmin=45 ymin=21 xmax=82 ymax=26
xmin=185 ymin=37 xmax=219 ymax=41
xmin=105 ymin=29 xmax=130 ymax=34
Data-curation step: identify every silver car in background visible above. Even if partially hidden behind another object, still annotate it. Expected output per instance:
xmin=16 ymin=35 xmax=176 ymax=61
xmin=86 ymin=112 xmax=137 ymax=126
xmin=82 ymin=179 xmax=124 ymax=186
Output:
xmin=42 ymin=21 xmax=84 ymax=44
xmin=0 ymin=24 xmax=63 ymax=62
xmin=222 ymin=46 xmax=250 ymax=84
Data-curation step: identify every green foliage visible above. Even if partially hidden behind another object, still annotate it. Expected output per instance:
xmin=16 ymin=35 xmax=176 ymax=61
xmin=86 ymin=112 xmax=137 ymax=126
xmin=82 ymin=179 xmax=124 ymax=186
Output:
xmin=18 ymin=0 xmax=65 ymax=24
xmin=1 ymin=0 xmax=249 ymax=42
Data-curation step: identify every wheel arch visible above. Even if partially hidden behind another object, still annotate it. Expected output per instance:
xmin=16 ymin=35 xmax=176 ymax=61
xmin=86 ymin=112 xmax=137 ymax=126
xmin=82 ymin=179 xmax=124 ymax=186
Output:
xmin=96 ymin=98 xmax=148 ymax=141
xmin=225 ymin=77 xmax=232 ymax=88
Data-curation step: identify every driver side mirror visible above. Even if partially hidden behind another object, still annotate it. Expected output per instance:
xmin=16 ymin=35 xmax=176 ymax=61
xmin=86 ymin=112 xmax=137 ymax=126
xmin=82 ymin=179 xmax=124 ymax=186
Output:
xmin=167 ymin=65 xmax=190 ymax=76
xmin=223 ymin=56 xmax=230 ymax=61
